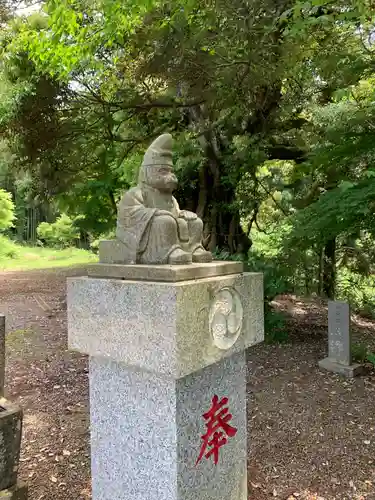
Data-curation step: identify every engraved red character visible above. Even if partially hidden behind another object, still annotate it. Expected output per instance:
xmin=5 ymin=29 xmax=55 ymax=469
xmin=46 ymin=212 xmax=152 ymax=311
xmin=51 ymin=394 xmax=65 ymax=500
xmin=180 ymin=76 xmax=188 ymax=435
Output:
xmin=195 ymin=394 xmax=237 ymax=466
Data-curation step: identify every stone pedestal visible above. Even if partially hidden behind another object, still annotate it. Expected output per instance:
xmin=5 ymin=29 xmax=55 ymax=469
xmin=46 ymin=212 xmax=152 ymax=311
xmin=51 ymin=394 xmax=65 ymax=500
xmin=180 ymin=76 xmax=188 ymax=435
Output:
xmin=319 ymin=301 xmax=365 ymax=378
xmin=68 ymin=262 xmax=264 ymax=500
xmin=0 ymin=399 xmax=23 ymax=491
xmin=0 ymin=317 xmax=28 ymax=500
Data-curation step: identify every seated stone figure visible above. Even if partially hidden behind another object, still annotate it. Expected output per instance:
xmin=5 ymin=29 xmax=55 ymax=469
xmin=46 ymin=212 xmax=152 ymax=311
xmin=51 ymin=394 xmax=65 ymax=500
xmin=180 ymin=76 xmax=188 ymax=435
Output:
xmin=115 ymin=133 xmax=212 ymax=265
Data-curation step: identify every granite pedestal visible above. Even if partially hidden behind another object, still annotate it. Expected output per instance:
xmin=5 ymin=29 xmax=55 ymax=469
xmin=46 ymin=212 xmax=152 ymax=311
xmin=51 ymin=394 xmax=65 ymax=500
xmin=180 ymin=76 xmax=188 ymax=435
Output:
xmin=67 ymin=262 xmax=264 ymax=500
xmin=319 ymin=301 xmax=365 ymax=378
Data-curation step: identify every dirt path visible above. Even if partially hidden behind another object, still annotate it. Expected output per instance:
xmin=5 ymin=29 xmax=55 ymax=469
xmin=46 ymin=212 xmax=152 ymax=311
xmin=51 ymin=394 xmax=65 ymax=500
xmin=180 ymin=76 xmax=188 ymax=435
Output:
xmin=248 ymin=296 xmax=375 ymax=500
xmin=0 ymin=268 xmax=91 ymax=500
xmin=1 ymin=269 xmax=375 ymax=499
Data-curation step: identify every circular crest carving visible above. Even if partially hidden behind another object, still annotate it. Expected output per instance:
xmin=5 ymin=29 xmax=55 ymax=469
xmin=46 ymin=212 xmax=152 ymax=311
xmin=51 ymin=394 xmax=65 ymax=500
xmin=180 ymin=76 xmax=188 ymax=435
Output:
xmin=209 ymin=287 xmax=243 ymax=350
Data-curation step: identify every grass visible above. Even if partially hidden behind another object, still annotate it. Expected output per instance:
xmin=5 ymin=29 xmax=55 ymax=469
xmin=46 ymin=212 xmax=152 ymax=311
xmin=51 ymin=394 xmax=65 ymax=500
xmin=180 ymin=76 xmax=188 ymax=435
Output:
xmin=0 ymin=235 xmax=97 ymax=271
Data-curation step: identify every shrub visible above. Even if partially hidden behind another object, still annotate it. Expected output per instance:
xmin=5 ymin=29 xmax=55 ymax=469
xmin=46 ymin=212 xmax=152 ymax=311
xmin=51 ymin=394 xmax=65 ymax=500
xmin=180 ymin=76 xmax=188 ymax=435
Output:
xmin=0 ymin=235 xmax=19 ymax=259
xmin=247 ymin=251 xmax=292 ymax=302
xmin=264 ymin=304 xmax=289 ymax=344
xmin=37 ymin=214 xmax=80 ymax=248
xmin=352 ymin=342 xmax=375 ymax=368
xmin=336 ymin=269 xmax=375 ymax=319
xmin=247 ymin=252 xmax=291 ymax=342
xmin=351 ymin=342 xmax=368 ymax=363
xmin=90 ymin=230 xmax=116 ymax=252
xmin=215 ymin=248 xmax=291 ymax=343
xmin=0 ymin=189 xmax=16 ymax=231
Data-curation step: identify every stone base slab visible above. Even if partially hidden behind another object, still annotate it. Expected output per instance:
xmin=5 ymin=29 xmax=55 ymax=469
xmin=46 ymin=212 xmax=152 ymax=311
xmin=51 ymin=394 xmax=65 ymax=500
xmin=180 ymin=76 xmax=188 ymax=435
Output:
xmin=0 ymin=399 xmax=23 ymax=491
xmin=0 ymin=482 xmax=28 ymax=499
xmin=99 ymin=239 xmax=131 ymax=265
xmin=87 ymin=260 xmax=244 ymax=282
xmin=318 ymin=357 xmax=365 ymax=378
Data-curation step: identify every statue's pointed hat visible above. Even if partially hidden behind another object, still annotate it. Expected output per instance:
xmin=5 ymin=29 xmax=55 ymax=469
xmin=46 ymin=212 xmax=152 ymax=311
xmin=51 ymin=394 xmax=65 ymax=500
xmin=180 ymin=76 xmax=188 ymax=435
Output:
xmin=142 ymin=133 xmax=173 ymax=167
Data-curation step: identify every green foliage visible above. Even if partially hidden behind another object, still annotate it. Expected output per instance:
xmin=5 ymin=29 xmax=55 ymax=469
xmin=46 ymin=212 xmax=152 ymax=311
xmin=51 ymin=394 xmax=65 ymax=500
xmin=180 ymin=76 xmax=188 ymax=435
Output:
xmin=0 ymin=0 xmax=374 ymax=317
xmin=352 ymin=343 xmax=375 ymax=368
xmin=215 ymin=247 xmax=291 ymax=343
xmin=366 ymin=353 xmax=375 ymax=367
xmin=9 ymin=0 xmax=355 ymax=251
xmin=90 ymin=230 xmax=116 ymax=252
xmin=212 ymin=250 xmax=244 ymax=262
xmin=246 ymin=242 xmax=294 ymax=344
xmin=351 ymin=342 xmax=368 ymax=364
xmin=286 ymin=173 xmax=375 ymax=250
xmin=0 ymin=234 xmax=97 ymax=270
xmin=284 ymin=75 xmax=375 ymax=251
xmin=251 ymin=218 xmax=375 ymax=317
xmin=0 ymin=188 xmax=15 ymax=231
xmin=37 ymin=214 xmax=80 ymax=248
xmin=247 ymin=250 xmax=292 ymax=302
xmin=337 ymin=268 xmax=375 ymax=319
xmin=0 ymin=234 xmax=19 ymax=258
xmin=264 ymin=306 xmax=289 ymax=344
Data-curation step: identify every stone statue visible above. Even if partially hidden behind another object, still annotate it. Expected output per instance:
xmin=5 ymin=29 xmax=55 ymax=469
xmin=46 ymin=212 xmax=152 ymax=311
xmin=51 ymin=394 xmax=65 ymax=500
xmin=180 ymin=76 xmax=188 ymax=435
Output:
xmin=115 ymin=133 xmax=212 ymax=265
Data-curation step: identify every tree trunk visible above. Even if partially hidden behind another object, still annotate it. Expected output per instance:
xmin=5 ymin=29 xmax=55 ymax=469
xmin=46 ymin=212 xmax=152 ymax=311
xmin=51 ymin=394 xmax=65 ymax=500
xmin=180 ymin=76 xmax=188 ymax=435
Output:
xmin=303 ymin=252 xmax=310 ymax=295
xmin=184 ymin=106 xmax=251 ymax=255
xmin=197 ymin=168 xmax=251 ymax=255
xmin=108 ymin=190 xmax=118 ymax=217
xmin=323 ymin=238 xmax=336 ymax=299
xmin=317 ymin=247 xmax=324 ymax=296
xmin=175 ymin=157 xmax=251 ymax=255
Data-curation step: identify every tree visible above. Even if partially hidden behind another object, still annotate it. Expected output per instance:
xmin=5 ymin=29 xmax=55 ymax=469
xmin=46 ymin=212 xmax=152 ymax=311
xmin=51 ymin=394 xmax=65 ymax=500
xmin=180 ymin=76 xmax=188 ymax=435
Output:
xmin=0 ymin=11 xmax=130 ymax=239
xmin=8 ymin=0 xmax=316 ymax=253
xmin=1 ymin=0 xmax=375 ymax=264
xmin=0 ymin=188 xmax=15 ymax=230
xmin=37 ymin=213 xmax=79 ymax=247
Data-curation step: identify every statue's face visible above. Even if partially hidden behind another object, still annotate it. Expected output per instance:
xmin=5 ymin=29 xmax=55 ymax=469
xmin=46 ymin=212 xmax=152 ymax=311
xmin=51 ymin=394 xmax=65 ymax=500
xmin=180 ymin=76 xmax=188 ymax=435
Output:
xmin=147 ymin=165 xmax=178 ymax=192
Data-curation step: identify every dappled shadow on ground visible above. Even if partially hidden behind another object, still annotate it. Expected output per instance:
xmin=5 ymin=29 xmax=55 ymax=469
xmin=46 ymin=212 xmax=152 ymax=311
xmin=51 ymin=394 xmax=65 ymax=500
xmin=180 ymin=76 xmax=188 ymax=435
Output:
xmin=248 ymin=295 xmax=375 ymax=499
xmin=1 ymin=272 xmax=374 ymax=499
xmin=0 ymin=267 xmax=91 ymax=500
xmin=271 ymin=294 xmax=375 ymax=346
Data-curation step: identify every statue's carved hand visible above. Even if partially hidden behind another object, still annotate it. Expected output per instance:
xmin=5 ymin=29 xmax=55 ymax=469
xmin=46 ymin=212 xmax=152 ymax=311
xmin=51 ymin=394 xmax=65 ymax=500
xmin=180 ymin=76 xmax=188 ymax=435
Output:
xmin=179 ymin=210 xmax=198 ymax=221
xmin=155 ymin=209 xmax=175 ymax=218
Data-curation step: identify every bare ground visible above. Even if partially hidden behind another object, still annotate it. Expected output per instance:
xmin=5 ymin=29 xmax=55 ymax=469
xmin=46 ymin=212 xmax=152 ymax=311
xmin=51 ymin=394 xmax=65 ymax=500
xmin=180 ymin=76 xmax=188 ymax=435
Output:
xmin=0 ymin=269 xmax=374 ymax=500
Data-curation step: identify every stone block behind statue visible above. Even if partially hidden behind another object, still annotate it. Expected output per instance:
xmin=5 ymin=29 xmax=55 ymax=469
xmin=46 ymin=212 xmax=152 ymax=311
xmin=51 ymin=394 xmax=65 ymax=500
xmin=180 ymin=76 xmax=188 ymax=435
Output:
xmin=100 ymin=133 xmax=212 ymax=265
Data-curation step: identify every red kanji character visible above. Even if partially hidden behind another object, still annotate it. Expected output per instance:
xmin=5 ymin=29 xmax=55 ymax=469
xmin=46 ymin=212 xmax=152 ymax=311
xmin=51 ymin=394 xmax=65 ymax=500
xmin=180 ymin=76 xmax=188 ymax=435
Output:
xmin=195 ymin=394 xmax=237 ymax=466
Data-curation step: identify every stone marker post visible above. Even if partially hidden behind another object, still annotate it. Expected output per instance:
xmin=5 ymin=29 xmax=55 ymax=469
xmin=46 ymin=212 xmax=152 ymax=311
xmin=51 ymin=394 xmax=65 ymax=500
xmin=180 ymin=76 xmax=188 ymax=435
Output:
xmin=0 ymin=314 xmax=28 ymax=499
xmin=319 ymin=301 xmax=364 ymax=377
xmin=67 ymin=261 xmax=264 ymax=500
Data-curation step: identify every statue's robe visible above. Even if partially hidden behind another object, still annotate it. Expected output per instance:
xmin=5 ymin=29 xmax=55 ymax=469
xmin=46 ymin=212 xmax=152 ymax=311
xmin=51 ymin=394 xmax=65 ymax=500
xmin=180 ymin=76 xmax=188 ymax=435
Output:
xmin=116 ymin=186 xmax=203 ymax=264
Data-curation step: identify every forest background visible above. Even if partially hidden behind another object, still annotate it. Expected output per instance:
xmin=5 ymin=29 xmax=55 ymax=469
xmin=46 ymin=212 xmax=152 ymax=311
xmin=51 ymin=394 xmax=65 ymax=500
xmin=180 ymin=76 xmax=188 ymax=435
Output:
xmin=0 ymin=0 xmax=374 ymax=341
